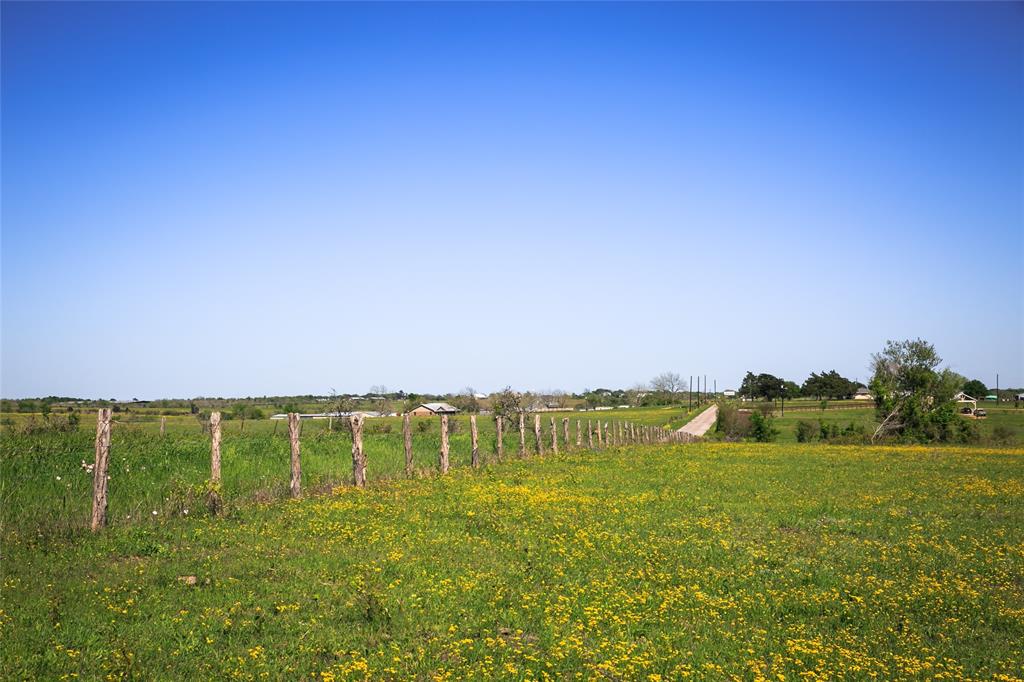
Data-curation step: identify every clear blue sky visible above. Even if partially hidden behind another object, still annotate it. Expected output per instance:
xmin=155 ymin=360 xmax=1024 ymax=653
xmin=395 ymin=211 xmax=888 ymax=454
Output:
xmin=2 ymin=1 xmax=1021 ymax=399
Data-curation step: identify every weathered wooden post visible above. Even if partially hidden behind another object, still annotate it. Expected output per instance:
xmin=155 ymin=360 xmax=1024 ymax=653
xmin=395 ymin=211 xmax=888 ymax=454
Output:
xmin=518 ymin=413 xmax=526 ymax=457
xmin=210 ymin=411 xmax=222 ymax=483
xmin=631 ymin=422 xmax=637 ymax=443
xmin=576 ymin=419 xmax=582 ymax=446
xmin=588 ymin=420 xmax=594 ymax=448
xmin=288 ymin=413 xmax=301 ymax=498
xmin=550 ymin=417 xmax=558 ymax=453
xmin=90 ymin=408 xmax=112 ymax=531
xmin=563 ymin=418 xmax=570 ymax=449
xmin=439 ymin=414 xmax=450 ymax=474
xmin=207 ymin=411 xmax=223 ymax=513
xmin=617 ymin=421 xmax=623 ymax=445
xmin=496 ymin=415 xmax=504 ymax=460
xmin=351 ymin=413 xmax=367 ymax=487
xmin=470 ymin=415 xmax=480 ymax=468
xmin=533 ymin=414 xmax=543 ymax=455
xmin=403 ymin=413 xmax=413 ymax=476
xmin=596 ymin=419 xmax=603 ymax=447
xmin=159 ymin=415 xmax=166 ymax=437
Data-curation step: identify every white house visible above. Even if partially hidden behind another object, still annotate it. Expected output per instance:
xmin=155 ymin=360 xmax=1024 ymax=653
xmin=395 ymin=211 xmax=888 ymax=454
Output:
xmin=722 ymin=389 xmax=737 ymax=398
xmin=853 ymin=387 xmax=873 ymax=400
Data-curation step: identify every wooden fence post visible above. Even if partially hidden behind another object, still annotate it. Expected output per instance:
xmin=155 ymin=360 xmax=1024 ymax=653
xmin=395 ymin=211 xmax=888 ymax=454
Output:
xmin=576 ymin=419 xmax=582 ymax=446
xmin=588 ymin=420 xmax=594 ymax=448
xmin=563 ymin=418 xmax=570 ymax=449
xmin=159 ymin=415 xmax=166 ymax=437
xmin=471 ymin=415 xmax=480 ymax=468
xmin=596 ymin=419 xmax=603 ymax=447
xmin=550 ymin=417 xmax=558 ymax=453
xmin=518 ymin=413 xmax=526 ymax=457
xmin=207 ymin=411 xmax=223 ymax=513
xmin=403 ymin=413 xmax=413 ymax=476
xmin=631 ymin=422 xmax=636 ymax=443
xmin=90 ymin=408 xmax=112 ymax=531
xmin=210 ymin=411 xmax=222 ymax=483
xmin=496 ymin=415 xmax=504 ymax=460
xmin=439 ymin=414 xmax=450 ymax=474
xmin=533 ymin=414 xmax=543 ymax=455
xmin=288 ymin=413 xmax=301 ymax=498
xmin=351 ymin=413 xmax=366 ymax=487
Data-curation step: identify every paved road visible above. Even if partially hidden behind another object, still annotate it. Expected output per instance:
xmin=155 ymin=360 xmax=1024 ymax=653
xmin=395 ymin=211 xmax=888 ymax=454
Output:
xmin=677 ymin=404 xmax=718 ymax=438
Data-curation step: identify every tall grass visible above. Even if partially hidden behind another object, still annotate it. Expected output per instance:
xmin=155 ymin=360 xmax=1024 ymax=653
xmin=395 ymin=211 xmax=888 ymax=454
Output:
xmin=2 ymin=409 xmax=689 ymax=538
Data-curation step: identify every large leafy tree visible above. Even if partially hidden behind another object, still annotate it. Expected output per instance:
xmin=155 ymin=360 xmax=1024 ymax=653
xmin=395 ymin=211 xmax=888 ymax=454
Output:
xmin=961 ymin=379 xmax=988 ymax=398
xmin=739 ymin=372 xmax=789 ymax=400
xmin=801 ymin=370 xmax=860 ymax=399
xmin=869 ymin=339 xmax=969 ymax=442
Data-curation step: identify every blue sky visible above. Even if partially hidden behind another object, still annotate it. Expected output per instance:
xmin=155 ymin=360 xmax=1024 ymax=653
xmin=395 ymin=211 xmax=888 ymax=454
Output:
xmin=2 ymin=1 xmax=1022 ymax=398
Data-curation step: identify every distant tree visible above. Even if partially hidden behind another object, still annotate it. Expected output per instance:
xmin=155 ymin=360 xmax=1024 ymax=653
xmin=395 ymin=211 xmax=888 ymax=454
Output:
xmin=962 ymin=379 xmax=988 ymax=398
xmin=802 ymin=370 xmax=858 ymax=400
xmin=650 ymin=372 xmax=684 ymax=396
xmin=450 ymin=388 xmax=480 ymax=414
xmin=546 ymin=390 xmax=569 ymax=409
xmin=625 ymin=383 xmax=648 ymax=407
xmin=327 ymin=389 xmax=355 ymax=416
xmin=782 ymin=381 xmax=801 ymax=398
xmin=739 ymin=372 xmax=787 ymax=400
xmin=490 ymin=387 xmax=523 ymax=422
xmin=869 ymin=338 xmax=967 ymax=442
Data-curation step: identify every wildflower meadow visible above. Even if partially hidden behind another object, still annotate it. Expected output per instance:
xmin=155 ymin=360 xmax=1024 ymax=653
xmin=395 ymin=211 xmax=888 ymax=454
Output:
xmin=2 ymin=441 xmax=1022 ymax=680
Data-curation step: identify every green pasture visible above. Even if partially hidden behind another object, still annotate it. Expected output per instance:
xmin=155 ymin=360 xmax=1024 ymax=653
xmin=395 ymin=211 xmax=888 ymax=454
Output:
xmin=2 ymin=442 xmax=1022 ymax=679
xmin=0 ymin=406 xmax=698 ymax=538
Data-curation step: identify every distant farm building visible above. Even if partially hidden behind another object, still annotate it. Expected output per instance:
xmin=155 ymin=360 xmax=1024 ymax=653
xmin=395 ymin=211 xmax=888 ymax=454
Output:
xmin=954 ymin=392 xmax=977 ymax=411
xmin=408 ymin=402 xmax=459 ymax=416
xmin=270 ymin=411 xmax=383 ymax=420
xmin=985 ymin=394 xmax=998 ymax=401
xmin=853 ymin=387 xmax=873 ymax=400
xmin=722 ymin=389 xmax=737 ymax=398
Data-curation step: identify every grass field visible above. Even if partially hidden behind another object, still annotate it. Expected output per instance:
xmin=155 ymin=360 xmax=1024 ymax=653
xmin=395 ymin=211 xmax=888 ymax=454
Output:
xmin=3 ymin=442 xmax=1023 ymax=680
xmin=0 ymin=406 xmax=700 ymax=538
xmin=710 ymin=402 xmax=1024 ymax=445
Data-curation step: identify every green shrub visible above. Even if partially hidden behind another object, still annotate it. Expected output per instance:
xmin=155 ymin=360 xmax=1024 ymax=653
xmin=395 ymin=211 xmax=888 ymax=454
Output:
xmin=795 ymin=420 xmax=816 ymax=443
xmin=715 ymin=404 xmax=751 ymax=440
xmin=750 ymin=412 xmax=779 ymax=442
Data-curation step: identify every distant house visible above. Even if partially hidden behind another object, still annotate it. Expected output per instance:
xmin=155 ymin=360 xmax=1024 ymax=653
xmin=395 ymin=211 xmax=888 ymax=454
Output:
xmin=722 ymin=389 xmax=737 ymax=398
xmin=408 ymin=402 xmax=459 ymax=416
xmin=472 ymin=393 xmax=487 ymax=400
xmin=953 ymin=391 xmax=977 ymax=411
xmin=853 ymin=387 xmax=873 ymax=400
